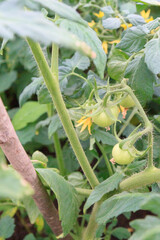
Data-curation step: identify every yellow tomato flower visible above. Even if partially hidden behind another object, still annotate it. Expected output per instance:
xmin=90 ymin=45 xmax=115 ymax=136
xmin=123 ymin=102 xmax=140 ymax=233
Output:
xmin=121 ymin=23 xmax=132 ymax=30
xmin=94 ymin=27 xmax=99 ymax=33
xmin=94 ymin=11 xmax=104 ymax=18
xmin=76 ymin=116 xmax=92 ymax=135
xmin=88 ymin=20 xmax=95 ymax=28
xmin=140 ymin=9 xmax=151 ymax=19
xmin=140 ymin=9 xmax=153 ymax=23
xmin=109 ymin=39 xmax=121 ymax=44
xmin=145 ymin=16 xmax=154 ymax=23
xmin=102 ymin=41 xmax=108 ymax=54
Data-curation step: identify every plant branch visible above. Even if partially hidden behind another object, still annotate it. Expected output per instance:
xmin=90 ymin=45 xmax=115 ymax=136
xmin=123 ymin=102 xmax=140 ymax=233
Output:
xmin=0 ymin=98 xmax=71 ymax=240
xmin=96 ymin=140 xmax=113 ymax=176
xmin=75 ymin=187 xmax=92 ymax=197
xmin=118 ymin=107 xmax=137 ymax=137
xmin=120 ymin=167 xmax=160 ymax=191
xmin=27 ymin=39 xmax=99 ymax=188
xmin=50 ymin=43 xmax=66 ymax=176
xmin=82 ymin=202 xmax=100 ymax=240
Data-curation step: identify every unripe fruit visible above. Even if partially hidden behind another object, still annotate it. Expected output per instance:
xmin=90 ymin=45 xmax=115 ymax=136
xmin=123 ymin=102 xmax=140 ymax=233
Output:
xmin=92 ymin=105 xmax=119 ymax=128
xmin=112 ymin=143 xmax=134 ymax=165
xmin=120 ymin=95 xmax=135 ymax=108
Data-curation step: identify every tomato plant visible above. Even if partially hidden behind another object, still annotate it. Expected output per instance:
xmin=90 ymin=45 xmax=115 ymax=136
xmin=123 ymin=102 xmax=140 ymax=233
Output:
xmin=0 ymin=0 xmax=160 ymax=240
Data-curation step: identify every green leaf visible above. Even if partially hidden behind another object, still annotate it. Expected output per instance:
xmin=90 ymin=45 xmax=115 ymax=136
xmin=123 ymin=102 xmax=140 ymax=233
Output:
xmin=112 ymin=227 xmax=131 ymax=240
xmin=101 ymin=6 xmax=114 ymax=15
xmin=0 ymin=71 xmax=17 ymax=93
xmin=0 ymin=216 xmax=15 ymax=239
xmin=23 ymin=196 xmax=40 ymax=224
xmin=33 ymin=127 xmax=53 ymax=145
xmin=97 ymin=192 xmax=160 ymax=225
xmin=102 ymin=18 xmax=121 ymax=29
xmin=32 ymin=151 xmax=48 ymax=164
xmin=84 ymin=172 xmax=124 ymax=210
xmin=94 ymin=129 xmax=118 ymax=146
xmin=0 ymin=4 xmax=93 ymax=57
xmin=36 ymin=168 xmax=79 ymax=236
xmin=116 ymin=26 xmax=149 ymax=53
xmin=132 ymin=0 xmax=160 ymax=6
xmin=37 ymin=84 xmax=52 ymax=104
xmin=34 ymin=0 xmax=87 ymax=26
xmin=48 ymin=115 xmax=62 ymax=139
xmin=59 ymin=19 xmax=106 ymax=78
xmin=130 ymin=216 xmax=160 ymax=240
xmin=12 ymin=101 xmax=47 ymax=130
xmin=120 ymin=2 xmax=137 ymax=14
xmin=141 ymin=194 xmax=160 ymax=216
xmin=125 ymin=55 xmax=155 ymax=106
xmin=58 ymin=52 xmax=90 ymax=93
xmin=68 ymin=172 xmax=85 ymax=188
xmin=19 ymin=77 xmax=43 ymax=106
xmin=145 ymin=39 xmax=160 ymax=74
xmin=63 ymin=52 xmax=90 ymax=71
xmin=126 ymin=14 xmax=145 ymax=25
xmin=0 ymin=166 xmax=33 ymax=200
xmin=145 ymin=19 xmax=160 ymax=31
xmin=107 ymin=48 xmax=129 ymax=81
xmin=23 ymin=233 xmax=36 ymax=240
xmin=16 ymin=123 xmax=36 ymax=145
xmin=125 ymin=160 xmax=146 ymax=175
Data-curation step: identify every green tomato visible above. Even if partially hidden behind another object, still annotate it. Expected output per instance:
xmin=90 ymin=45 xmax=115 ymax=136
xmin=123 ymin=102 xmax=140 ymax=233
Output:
xmin=112 ymin=143 xmax=134 ymax=165
xmin=92 ymin=105 xmax=119 ymax=128
xmin=120 ymin=95 xmax=135 ymax=108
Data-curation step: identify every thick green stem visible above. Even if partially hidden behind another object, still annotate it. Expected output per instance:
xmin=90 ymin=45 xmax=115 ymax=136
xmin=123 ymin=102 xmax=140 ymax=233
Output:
xmin=75 ymin=188 xmax=92 ymax=197
xmin=27 ymin=39 xmax=99 ymax=188
xmin=82 ymin=203 xmax=100 ymax=240
xmin=120 ymin=167 xmax=160 ymax=191
xmin=96 ymin=140 xmax=113 ymax=176
xmin=50 ymin=44 xmax=66 ymax=176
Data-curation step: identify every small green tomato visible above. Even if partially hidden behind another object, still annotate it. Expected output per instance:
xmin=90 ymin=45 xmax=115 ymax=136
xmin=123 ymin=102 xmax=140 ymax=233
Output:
xmin=92 ymin=105 xmax=119 ymax=128
xmin=120 ymin=95 xmax=135 ymax=108
xmin=112 ymin=143 xmax=134 ymax=165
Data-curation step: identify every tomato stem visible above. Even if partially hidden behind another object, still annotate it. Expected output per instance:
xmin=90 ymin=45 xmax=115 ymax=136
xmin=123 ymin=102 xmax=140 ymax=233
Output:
xmin=120 ymin=167 xmax=160 ymax=191
xmin=82 ymin=202 xmax=100 ymax=240
xmin=118 ymin=107 xmax=137 ymax=137
xmin=124 ymin=84 xmax=154 ymax=167
xmin=96 ymin=140 xmax=114 ymax=176
xmin=27 ymin=39 xmax=99 ymax=188
xmin=50 ymin=44 xmax=66 ymax=176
